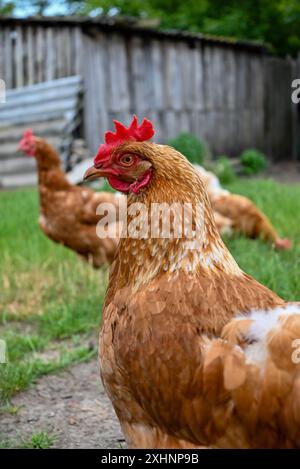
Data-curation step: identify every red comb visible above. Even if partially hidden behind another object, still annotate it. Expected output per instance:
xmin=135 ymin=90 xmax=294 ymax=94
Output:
xmin=18 ymin=129 xmax=36 ymax=156
xmin=23 ymin=129 xmax=33 ymax=139
xmin=94 ymin=115 xmax=154 ymax=167
xmin=274 ymin=238 xmax=292 ymax=250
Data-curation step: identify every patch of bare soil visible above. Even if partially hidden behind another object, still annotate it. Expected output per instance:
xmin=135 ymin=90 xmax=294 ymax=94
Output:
xmin=266 ymin=161 xmax=300 ymax=184
xmin=0 ymin=359 xmax=125 ymax=449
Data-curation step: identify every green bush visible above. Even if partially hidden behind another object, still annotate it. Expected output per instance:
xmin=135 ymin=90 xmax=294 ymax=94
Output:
xmin=240 ymin=149 xmax=267 ymax=176
xmin=168 ymin=132 xmax=207 ymax=164
xmin=214 ymin=156 xmax=236 ymax=185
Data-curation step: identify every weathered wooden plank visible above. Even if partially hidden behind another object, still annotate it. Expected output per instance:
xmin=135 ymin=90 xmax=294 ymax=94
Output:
xmin=73 ymin=27 xmax=82 ymax=76
xmin=0 ymin=118 xmax=68 ymax=142
xmin=149 ymin=40 xmax=165 ymax=111
xmin=56 ymin=27 xmax=66 ymax=78
xmin=203 ymin=44 xmax=215 ymax=110
xmin=82 ymin=32 xmax=102 ymax=154
xmin=91 ymin=32 xmax=109 ymax=146
xmin=211 ymin=47 xmax=225 ymax=109
xmin=264 ymin=56 xmax=275 ymax=157
xmin=250 ymin=109 xmax=265 ymax=150
xmin=146 ymin=109 xmax=162 ymax=141
xmin=130 ymin=36 xmax=146 ymax=113
xmin=239 ymin=109 xmax=253 ymax=150
xmin=0 ymin=156 xmax=36 ymax=174
xmin=164 ymin=110 xmax=181 ymax=140
xmin=188 ymin=43 xmax=203 ymax=112
xmin=223 ymin=48 xmax=236 ymax=110
xmin=26 ymin=26 xmax=35 ymax=85
xmin=164 ymin=41 xmax=182 ymax=111
xmin=164 ymin=110 xmax=175 ymax=140
xmin=143 ymin=42 xmax=155 ymax=109
xmin=0 ymin=97 xmax=78 ymax=122
xmin=4 ymin=83 xmax=82 ymax=109
xmin=275 ymin=58 xmax=293 ymax=158
xmin=36 ymin=26 xmax=44 ymax=83
xmin=63 ymin=27 xmax=72 ymax=77
xmin=178 ymin=42 xmax=193 ymax=111
xmin=247 ymin=55 xmax=265 ymax=150
xmin=0 ymin=28 xmax=4 ymax=80
xmin=0 ymin=172 xmax=37 ymax=188
xmin=234 ymin=52 xmax=252 ymax=152
xmin=107 ymin=34 xmax=130 ymax=113
xmin=0 ymin=72 xmax=83 ymax=187
xmin=249 ymin=55 xmax=264 ymax=110
xmin=193 ymin=44 xmax=205 ymax=111
xmin=224 ymin=110 xmax=239 ymax=156
xmin=196 ymin=110 xmax=211 ymax=143
xmin=0 ymin=21 xmax=295 ymax=163
xmin=235 ymin=52 xmax=250 ymax=110
xmin=206 ymin=46 xmax=216 ymax=110
xmin=4 ymin=27 xmax=13 ymax=89
xmin=129 ymin=37 xmax=155 ymax=116
xmin=15 ymin=26 xmax=24 ymax=88
xmin=45 ymin=27 xmax=55 ymax=81
xmin=5 ymin=75 xmax=82 ymax=98
xmin=178 ymin=111 xmax=191 ymax=133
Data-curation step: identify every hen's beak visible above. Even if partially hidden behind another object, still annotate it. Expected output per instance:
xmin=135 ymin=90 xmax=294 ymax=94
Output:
xmin=83 ymin=165 xmax=107 ymax=182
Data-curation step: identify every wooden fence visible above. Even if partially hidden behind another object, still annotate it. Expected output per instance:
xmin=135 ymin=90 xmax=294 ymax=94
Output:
xmin=0 ymin=17 xmax=298 ymax=160
xmin=0 ymin=76 xmax=83 ymax=188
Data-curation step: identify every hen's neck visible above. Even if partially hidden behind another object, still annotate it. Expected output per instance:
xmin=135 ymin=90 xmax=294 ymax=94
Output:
xmin=36 ymin=148 xmax=71 ymax=191
xmin=117 ymin=161 xmax=241 ymax=290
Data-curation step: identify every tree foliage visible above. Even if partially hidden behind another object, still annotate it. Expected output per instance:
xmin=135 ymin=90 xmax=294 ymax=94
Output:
xmin=3 ymin=0 xmax=300 ymax=56
xmin=86 ymin=0 xmax=300 ymax=56
xmin=0 ymin=0 xmax=15 ymax=15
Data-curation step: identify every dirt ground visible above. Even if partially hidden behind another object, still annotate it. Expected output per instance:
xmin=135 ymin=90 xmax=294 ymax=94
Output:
xmin=1 ymin=359 xmax=125 ymax=449
xmin=266 ymin=160 xmax=300 ymax=184
xmin=1 ymin=160 xmax=299 ymax=450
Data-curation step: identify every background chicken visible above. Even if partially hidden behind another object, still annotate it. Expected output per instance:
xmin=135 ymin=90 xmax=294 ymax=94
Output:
xmin=19 ymin=130 xmax=120 ymax=268
xmin=195 ymin=165 xmax=291 ymax=249
xmin=85 ymin=116 xmax=300 ymax=449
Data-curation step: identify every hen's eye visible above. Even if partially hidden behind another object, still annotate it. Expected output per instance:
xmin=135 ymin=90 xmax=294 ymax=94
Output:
xmin=120 ymin=154 xmax=134 ymax=166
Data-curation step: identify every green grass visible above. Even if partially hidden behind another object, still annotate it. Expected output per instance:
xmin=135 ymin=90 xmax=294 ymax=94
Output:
xmin=0 ymin=187 xmax=105 ymax=406
xmin=0 ymin=178 xmax=299 ymax=408
xmin=0 ymin=345 xmax=96 ymax=402
xmin=225 ymin=178 xmax=300 ymax=300
xmin=22 ymin=431 xmax=56 ymax=449
xmin=0 ymin=431 xmax=56 ymax=449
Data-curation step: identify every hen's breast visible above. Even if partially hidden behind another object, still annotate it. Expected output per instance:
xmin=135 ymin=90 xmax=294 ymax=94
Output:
xmin=100 ymin=268 xmax=284 ymax=446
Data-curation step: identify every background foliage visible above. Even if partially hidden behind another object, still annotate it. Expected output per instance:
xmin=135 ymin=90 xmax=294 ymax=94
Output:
xmin=2 ymin=0 xmax=300 ymax=56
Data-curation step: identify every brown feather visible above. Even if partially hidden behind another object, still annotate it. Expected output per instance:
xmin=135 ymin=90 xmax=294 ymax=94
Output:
xmin=31 ymin=138 xmax=120 ymax=267
xmin=99 ymin=141 xmax=299 ymax=448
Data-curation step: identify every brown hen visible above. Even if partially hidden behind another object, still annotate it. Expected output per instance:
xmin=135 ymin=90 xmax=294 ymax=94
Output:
xmin=19 ymin=130 xmax=120 ymax=267
xmin=195 ymin=165 xmax=291 ymax=249
xmin=85 ymin=116 xmax=300 ymax=448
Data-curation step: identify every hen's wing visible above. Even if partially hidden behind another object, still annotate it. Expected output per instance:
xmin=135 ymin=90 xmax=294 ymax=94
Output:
xmin=211 ymin=193 xmax=291 ymax=249
xmin=218 ymin=304 xmax=300 ymax=444
xmin=195 ymin=165 xmax=291 ymax=249
xmin=129 ymin=302 xmax=300 ymax=447
xmin=78 ymin=188 xmax=120 ymax=225
xmin=102 ymin=267 xmax=300 ymax=448
xmin=213 ymin=211 xmax=233 ymax=236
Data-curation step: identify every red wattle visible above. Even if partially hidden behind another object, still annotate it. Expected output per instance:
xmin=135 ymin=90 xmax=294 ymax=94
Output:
xmin=107 ymin=168 xmax=153 ymax=194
